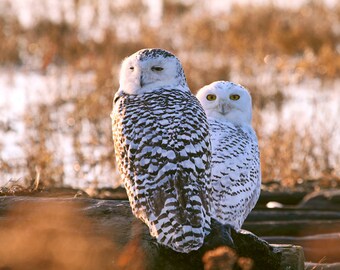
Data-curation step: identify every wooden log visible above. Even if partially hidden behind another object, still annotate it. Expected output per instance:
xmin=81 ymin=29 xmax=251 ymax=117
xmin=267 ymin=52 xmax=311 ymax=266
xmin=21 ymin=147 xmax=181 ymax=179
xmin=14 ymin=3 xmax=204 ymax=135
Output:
xmin=298 ymin=190 xmax=340 ymax=210
xmin=305 ymin=262 xmax=340 ymax=270
xmin=256 ymin=191 xmax=308 ymax=207
xmin=263 ymin=234 xmax=340 ymax=263
xmin=243 ymin=220 xmax=340 ymax=237
xmin=272 ymin=244 xmax=305 ymax=270
xmin=246 ymin=209 xmax=340 ymax=222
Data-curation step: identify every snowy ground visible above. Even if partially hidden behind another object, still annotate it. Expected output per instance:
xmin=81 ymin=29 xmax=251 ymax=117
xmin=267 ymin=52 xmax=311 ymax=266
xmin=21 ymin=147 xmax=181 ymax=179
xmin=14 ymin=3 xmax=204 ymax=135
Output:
xmin=0 ymin=67 xmax=119 ymax=188
xmin=0 ymin=68 xmax=339 ymax=188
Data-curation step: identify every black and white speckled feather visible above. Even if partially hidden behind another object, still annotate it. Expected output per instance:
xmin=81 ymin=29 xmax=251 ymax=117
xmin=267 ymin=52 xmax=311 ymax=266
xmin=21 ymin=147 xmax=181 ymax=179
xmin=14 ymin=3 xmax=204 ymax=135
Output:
xmin=112 ymin=49 xmax=212 ymax=253
xmin=209 ymin=119 xmax=260 ymax=230
xmin=112 ymin=89 xmax=212 ymax=253
xmin=197 ymin=81 xmax=261 ymax=231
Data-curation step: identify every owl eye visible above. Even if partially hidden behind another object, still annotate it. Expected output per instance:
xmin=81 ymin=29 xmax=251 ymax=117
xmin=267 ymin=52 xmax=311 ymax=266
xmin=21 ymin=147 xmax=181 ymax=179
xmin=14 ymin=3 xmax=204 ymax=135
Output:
xmin=206 ymin=94 xmax=217 ymax=101
xmin=230 ymin=94 xmax=240 ymax=100
xmin=151 ymin=66 xmax=163 ymax=72
xmin=129 ymin=66 xmax=134 ymax=71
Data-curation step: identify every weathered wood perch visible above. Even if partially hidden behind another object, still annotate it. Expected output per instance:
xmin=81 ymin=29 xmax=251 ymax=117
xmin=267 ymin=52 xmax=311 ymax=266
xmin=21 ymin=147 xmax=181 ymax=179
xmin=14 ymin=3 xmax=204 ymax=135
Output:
xmin=243 ymin=219 xmax=340 ymax=236
xmin=264 ymin=234 xmax=340 ymax=263
xmin=0 ymin=196 xmax=304 ymax=270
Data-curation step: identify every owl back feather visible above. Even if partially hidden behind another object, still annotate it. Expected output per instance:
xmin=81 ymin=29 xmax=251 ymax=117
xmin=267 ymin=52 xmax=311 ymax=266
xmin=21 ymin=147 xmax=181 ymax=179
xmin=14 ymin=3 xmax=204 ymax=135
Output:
xmin=112 ymin=88 xmax=212 ymax=253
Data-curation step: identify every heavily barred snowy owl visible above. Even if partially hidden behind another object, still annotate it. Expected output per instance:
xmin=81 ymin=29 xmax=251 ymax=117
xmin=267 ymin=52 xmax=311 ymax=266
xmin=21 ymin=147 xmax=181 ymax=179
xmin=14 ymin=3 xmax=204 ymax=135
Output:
xmin=196 ymin=81 xmax=261 ymax=231
xmin=111 ymin=48 xmax=212 ymax=253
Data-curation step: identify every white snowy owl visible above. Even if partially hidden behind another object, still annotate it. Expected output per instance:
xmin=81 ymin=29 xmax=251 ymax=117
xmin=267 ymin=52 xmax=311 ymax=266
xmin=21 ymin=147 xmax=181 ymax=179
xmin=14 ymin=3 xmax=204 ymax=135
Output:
xmin=111 ymin=48 xmax=212 ymax=253
xmin=196 ymin=81 xmax=261 ymax=231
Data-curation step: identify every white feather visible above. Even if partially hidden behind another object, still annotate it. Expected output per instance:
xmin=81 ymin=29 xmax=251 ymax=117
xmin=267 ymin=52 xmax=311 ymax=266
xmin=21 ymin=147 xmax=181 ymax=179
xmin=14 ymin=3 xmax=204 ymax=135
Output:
xmin=197 ymin=81 xmax=261 ymax=231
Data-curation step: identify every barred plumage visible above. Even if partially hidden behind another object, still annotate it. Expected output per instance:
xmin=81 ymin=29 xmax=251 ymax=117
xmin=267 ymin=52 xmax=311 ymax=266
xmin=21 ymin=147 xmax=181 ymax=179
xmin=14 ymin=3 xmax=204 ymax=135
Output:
xmin=197 ymin=81 xmax=261 ymax=231
xmin=111 ymin=49 xmax=212 ymax=253
xmin=209 ymin=120 xmax=260 ymax=229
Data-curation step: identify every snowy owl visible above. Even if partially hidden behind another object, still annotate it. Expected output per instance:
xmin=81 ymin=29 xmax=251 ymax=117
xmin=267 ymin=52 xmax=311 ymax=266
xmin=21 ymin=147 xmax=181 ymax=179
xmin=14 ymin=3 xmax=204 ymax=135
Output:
xmin=111 ymin=48 xmax=212 ymax=253
xmin=196 ymin=81 xmax=261 ymax=231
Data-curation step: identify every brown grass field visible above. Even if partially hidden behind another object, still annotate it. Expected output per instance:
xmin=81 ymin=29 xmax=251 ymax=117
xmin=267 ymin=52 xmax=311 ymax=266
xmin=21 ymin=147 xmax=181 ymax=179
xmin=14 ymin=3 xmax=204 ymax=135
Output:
xmin=0 ymin=0 xmax=339 ymax=190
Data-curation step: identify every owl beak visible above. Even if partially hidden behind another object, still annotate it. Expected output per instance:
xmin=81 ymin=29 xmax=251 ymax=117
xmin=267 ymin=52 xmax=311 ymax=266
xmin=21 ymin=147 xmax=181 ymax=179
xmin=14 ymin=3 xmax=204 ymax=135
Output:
xmin=218 ymin=102 xmax=231 ymax=115
xmin=140 ymin=73 xmax=145 ymax=87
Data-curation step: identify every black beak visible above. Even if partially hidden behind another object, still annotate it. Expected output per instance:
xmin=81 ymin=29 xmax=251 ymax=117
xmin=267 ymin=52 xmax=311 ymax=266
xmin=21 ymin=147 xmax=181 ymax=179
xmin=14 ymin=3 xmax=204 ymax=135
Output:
xmin=140 ymin=74 xmax=144 ymax=87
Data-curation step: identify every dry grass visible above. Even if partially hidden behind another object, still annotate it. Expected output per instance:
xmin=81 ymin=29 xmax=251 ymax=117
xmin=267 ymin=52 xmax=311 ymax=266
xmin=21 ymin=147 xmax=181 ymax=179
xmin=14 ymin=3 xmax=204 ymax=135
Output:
xmin=258 ymin=123 xmax=339 ymax=189
xmin=0 ymin=0 xmax=339 ymax=189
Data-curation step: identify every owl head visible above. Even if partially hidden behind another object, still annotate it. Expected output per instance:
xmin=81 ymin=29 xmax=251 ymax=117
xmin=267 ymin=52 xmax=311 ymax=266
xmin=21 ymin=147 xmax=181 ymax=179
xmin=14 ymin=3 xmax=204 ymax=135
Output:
xmin=196 ymin=81 xmax=252 ymax=125
xmin=118 ymin=48 xmax=188 ymax=95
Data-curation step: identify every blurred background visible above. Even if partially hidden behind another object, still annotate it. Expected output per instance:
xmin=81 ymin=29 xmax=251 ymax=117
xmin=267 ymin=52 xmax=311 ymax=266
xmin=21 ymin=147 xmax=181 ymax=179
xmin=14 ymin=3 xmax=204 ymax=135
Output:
xmin=0 ymin=0 xmax=339 ymax=192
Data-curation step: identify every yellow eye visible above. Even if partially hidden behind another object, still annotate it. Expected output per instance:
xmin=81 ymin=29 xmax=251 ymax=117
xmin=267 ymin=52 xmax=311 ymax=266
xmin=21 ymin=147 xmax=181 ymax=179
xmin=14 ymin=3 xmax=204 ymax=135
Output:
xmin=230 ymin=94 xmax=240 ymax=100
xmin=206 ymin=94 xmax=216 ymax=101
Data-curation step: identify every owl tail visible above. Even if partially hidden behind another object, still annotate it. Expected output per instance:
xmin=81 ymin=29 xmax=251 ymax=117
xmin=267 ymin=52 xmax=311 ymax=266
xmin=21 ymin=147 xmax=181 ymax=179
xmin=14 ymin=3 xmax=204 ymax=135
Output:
xmin=149 ymin=195 xmax=211 ymax=253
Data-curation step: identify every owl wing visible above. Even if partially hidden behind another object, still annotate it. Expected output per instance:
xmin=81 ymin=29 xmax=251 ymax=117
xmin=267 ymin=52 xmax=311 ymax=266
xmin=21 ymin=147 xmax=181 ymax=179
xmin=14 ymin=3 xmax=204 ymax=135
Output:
xmin=209 ymin=120 xmax=261 ymax=230
xmin=242 ymin=130 xmax=261 ymax=220
xmin=112 ymin=88 xmax=212 ymax=253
